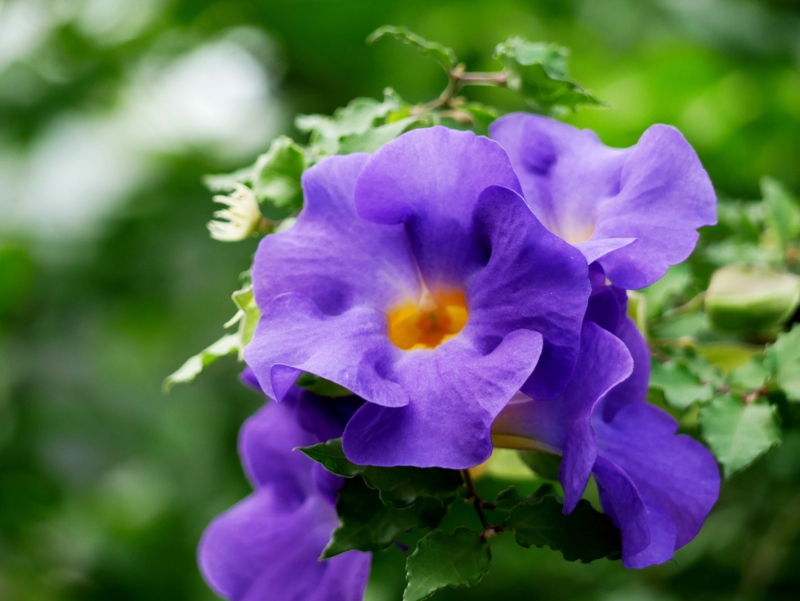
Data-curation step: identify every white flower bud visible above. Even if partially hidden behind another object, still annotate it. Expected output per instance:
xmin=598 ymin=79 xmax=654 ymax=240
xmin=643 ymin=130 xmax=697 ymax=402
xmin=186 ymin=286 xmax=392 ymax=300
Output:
xmin=207 ymin=184 xmax=263 ymax=242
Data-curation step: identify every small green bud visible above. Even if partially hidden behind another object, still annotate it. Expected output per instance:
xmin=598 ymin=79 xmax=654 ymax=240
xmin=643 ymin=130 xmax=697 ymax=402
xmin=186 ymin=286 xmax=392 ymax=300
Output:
xmin=705 ymin=263 xmax=800 ymax=333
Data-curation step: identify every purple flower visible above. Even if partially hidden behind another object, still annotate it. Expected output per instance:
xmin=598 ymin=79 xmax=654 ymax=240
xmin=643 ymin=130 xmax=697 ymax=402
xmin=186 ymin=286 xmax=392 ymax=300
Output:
xmin=490 ymin=113 xmax=717 ymax=289
xmin=492 ymin=314 xmax=720 ymax=567
xmin=198 ymin=386 xmax=370 ymax=600
xmin=244 ymin=126 xmax=590 ymax=469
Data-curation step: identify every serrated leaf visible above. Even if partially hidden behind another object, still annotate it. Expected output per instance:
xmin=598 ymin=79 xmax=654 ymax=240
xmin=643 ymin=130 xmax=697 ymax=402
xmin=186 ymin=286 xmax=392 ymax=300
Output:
xmin=403 ymin=528 xmax=491 ymax=601
xmin=250 ymin=136 xmax=306 ymax=220
xmin=368 ymin=26 xmax=458 ymax=72
xmin=299 ymin=439 xmax=462 ymax=507
xmin=163 ymin=334 xmax=239 ymax=392
xmin=503 ymin=487 xmax=621 ymax=562
xmin=761 ymin=177 xmax=800 ymax=255
xmin=202 ymin=166 xmax=253 ymax=193
xmin=298 ymin=438 xmax=362 ymax=477
xmin=700 ymin=394 xmax=781 ymax=477
xmin=337 ymin=116 xmax=419 ymax=154
xmin=765 ymin=324 xmax=800 ymax=401
xmin=297 ymin=95 xmax=408 ymax=157
xmin=323 ymin=477 xmax=448 ymax=558
xmin=727 ymin=355 xmax=769 ymax=391
xmin=493 ymin=38 xmax=599 ymax=113
xmin=649 ymin=360 xmax=714 ymax=410
xmin=492 ymin=487 xmax=525 ymax=512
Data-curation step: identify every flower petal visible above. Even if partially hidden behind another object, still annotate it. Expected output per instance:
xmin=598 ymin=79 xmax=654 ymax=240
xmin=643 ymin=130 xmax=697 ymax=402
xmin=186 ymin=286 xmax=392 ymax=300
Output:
xmin=467 ymin=185 xmax=589 ymax=399
xmin=593 ymin=402 xmax=721 ymax=568
xmin=490 ymin=114 xmax=716 ymax=289
xmin=343 ymin=328 xmax=543 ymax=468
xmin=252 ymin=153 xmax=419 ymax=315
xmin=354 ymin=126 xmax=522 ymax=286
xmin=244 ymin=293 xmax=409 ymax=408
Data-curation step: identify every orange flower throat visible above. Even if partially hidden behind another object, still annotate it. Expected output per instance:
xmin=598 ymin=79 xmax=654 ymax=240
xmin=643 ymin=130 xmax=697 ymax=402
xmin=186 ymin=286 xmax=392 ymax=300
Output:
xmin=387 ymin=289 xmax=468 ymax=350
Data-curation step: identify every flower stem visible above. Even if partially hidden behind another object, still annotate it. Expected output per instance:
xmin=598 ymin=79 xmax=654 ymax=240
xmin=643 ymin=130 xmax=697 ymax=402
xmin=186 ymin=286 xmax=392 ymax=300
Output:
xmin=461 ymin=469 xmax=500 ymax=539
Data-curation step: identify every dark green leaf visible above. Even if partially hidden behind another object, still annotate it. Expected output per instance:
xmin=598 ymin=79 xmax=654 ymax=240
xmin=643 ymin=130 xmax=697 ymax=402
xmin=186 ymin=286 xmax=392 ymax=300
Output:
xmin=517 ymin=449 xmax=562 ymax=480
xmin=299 ymin=439 xmax=463 ymax=507
xmin=649 ymin=360 xmax=714 ymax=410
xmin=765 ymin=324 xmax=800 ymax=401
xmin=295 ymin=373 xmax=353 ymax=398
xmin=323 ymin=477 xmax=448 ymax=558
xmin=503 ymin=486 xmax=621 ymax=563
xmin=368 ymin=26 xmax=458 ymax=72
xmin=493 ymin=38 xmax=600 ymax=113
xmin=298 ymin=438 xmax=361 ymax=477
xmin=250 ymin=136 xmax=306 ymax=220
xmin=492 ymin=487 xmax=525 ymax=512
xmin=700 ymin=394 xmax=781 ymax=477
xmin=403 ymin=528 xmax=491 ymax=601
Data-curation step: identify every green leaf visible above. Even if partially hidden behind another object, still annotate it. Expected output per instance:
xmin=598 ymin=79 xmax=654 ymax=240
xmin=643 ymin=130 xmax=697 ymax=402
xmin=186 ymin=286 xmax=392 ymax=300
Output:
xmin=250 ymin=136 xmax=306 ymax=220
xmin=700 ymin=394 xmax=781 ymax=477
xmin=765 ymin=324 xmax=800 ymax=401
xmin=705 ymin=264 xmax=800 ymax=333
xmin=297 ymin=94 xmax=409 ymax=158
xmin=337 ymin=116 xmax=419 ymax=154
xmin=230 ymin=284 xmax=260 ymax=353
xmin=493 ymin=38 xmax=600 ymax=113
xmin=202 ymin=166 xmax=253 ymax=193
xmin=294 ymin=373 xmax=353 ymax=398
xmin=492 ymin=487 xmax=525 ymax=512
xmin=323 ymin=477 xmax=448 ymax=558
xmin=299 ymin=439 xmax=462 ymax=507
xmin=517 ymin=449 xmax=562 ymax=480
xmin=727 ymin=355 xmax=769 ymax=392
xmin=649 ymin=360 xmax=714 ymax=410
xmin=503 ymin=486 xmax=621 ymax=563
xmin=403 ymin=528 xmax=491 ymax=601
xmin=761 ymin=177 xmax=800 ymax=255
xmin=368 ymin=26 xmax=458 ymax=72
xmin=163 ymin=334 xmax=239 ymax=392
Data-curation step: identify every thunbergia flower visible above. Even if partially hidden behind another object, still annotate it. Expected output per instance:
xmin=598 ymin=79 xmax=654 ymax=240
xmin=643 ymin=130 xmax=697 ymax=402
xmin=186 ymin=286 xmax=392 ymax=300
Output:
xmin=490 ymin=114 xmax=717 ymax=289
xmin=492 ymin=300 xmax=720 ymax=568
xmin=245 ymin=126 xmax=591 ymax=469
xmin=198 ymin=383 xmax=370 ymax=601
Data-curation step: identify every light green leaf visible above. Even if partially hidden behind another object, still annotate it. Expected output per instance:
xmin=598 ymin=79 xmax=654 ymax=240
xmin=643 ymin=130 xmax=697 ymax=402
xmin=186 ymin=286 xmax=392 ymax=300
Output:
xmin=368 ymin=26 xmax=458 ymax=72
xmin=503 ymin=484 xmax=621 ymax=562
xmin=705 ymin=263 xmax=800 ymax=333
xmin=700 ymin=394 xmax=781 ymax=477
xmin=230 ymin=284 xmax=260 ymax=353
xmin=403 ymin=528 xmax=491 ymax=601
xmin=493 ymin=38 xmax=600 ymax=113
xmin=761 ymin=177 xmax=800 ymax=255
xmin=250 ymin=136 xmax=306 ymax=220
xmin=202 ymin=166 xmax=253 ymax=193
xmin=649 ymin=360 xmax=714 ymax=410
xmin=337 ymin=116 xmax=419 ymax=154
xmin=765 ymin=324 xmax=800 ymax=401
xmin=727 ymin=355 xmax=769 ymax=391
xmin=163 ymin=334 xmax=239 ymax=392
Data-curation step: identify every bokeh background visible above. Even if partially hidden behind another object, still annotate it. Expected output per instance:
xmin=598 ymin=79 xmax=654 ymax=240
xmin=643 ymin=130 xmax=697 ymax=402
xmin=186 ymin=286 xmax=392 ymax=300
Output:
xmin=2 ymin=0 xmax=800 ymax=599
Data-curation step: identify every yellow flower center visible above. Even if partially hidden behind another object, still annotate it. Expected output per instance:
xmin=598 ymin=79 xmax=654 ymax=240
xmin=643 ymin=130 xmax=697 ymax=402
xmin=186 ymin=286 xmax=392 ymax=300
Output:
xmin=387 ymin=289 xmax=468 ymax=350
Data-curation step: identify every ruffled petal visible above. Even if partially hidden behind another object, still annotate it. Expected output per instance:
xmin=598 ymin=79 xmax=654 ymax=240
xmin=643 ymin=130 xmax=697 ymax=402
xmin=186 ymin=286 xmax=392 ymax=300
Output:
xmin=199 ymin=492 xmax=369 ymax=601
xmin=491 ymin=322 xmax=633 ymax=511
xmin=354 ymin=126 xmax=522 ymax=286
xmin=244 ymin=293 xmax=409 ymax=408
xmin=343 ymin=328 xmax=543 ymax=468
xmin=467 ymin=185 xmax=589 ymax=400
xmin=592 ymin=402 xmax=720 ymax=568
xmin=252 ymin=153 xmax=419 ymax=315
xmin=490 ymin=113 xmax=716 ymax=289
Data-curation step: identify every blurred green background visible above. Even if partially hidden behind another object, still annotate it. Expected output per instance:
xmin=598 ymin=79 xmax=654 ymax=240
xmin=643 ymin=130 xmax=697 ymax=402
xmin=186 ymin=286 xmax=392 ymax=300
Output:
xmin=1 ymin=0 xmax=799 ymax=599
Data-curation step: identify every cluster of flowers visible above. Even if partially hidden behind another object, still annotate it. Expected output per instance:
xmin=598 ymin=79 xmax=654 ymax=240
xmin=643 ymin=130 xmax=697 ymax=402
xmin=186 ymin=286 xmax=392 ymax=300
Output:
xmin=199 ymin=114 xmax=721 ymax=600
